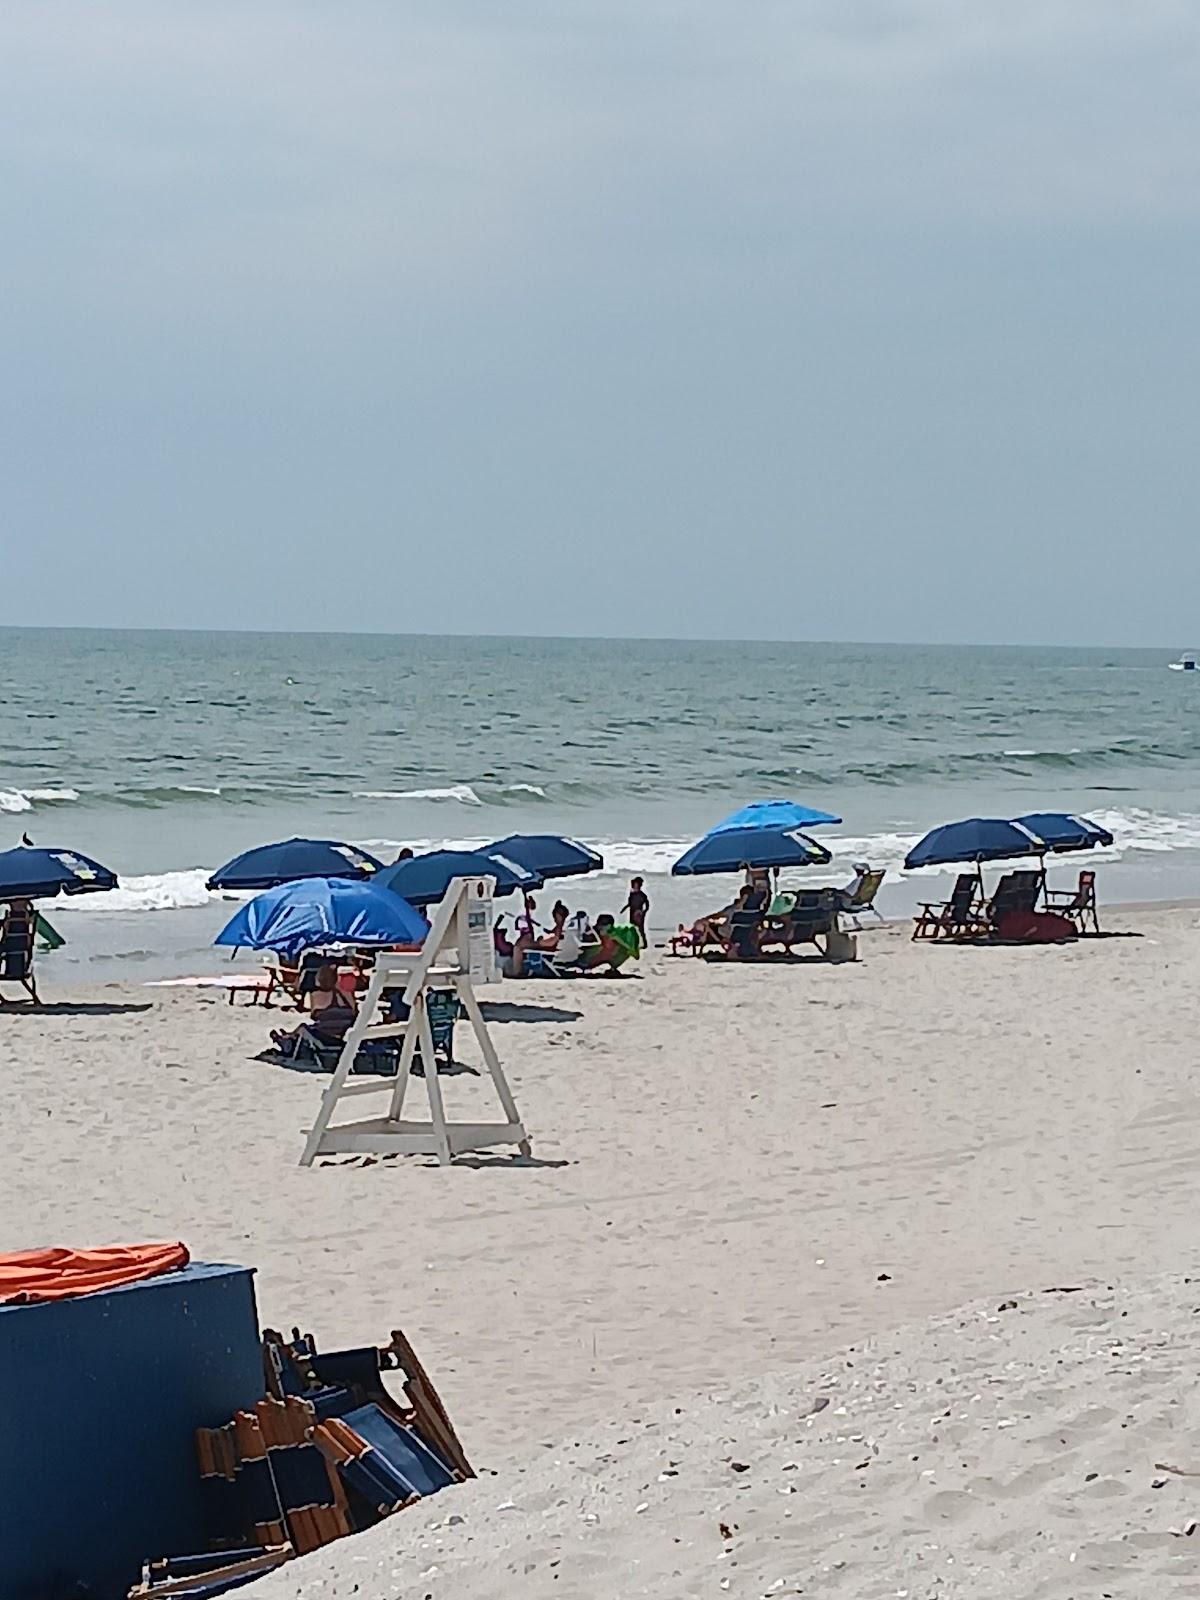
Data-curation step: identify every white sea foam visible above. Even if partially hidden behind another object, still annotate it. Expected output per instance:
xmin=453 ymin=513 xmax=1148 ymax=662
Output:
xmin=178 ymin=785 xmax=222 ymax=796
xmin=0 ymin=786 xmax=81 ymax=812
xmin=56 ymin=868 xmax=220 ymax=914
xmin=353 ymin=785 xmax=484 ymax=805
xmin=44 ymin=807 xmax=1200 ymax=920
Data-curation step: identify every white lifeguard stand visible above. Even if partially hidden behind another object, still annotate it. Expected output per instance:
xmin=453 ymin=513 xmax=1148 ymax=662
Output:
xmin=299 ymin=876 xmax=531 ymax=1168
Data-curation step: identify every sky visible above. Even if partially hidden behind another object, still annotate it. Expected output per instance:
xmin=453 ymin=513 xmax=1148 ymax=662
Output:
xmin=2 ymin=1 xmax=1199 ymax=645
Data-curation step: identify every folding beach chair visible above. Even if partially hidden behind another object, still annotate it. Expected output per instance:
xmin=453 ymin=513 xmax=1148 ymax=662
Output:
xmin=291 ymin=1020 xmax=402 ymax=1076
xmin=760 ymin=890 xmax=837 ymax=954
xmin=911 ymin=873 xmax=983 ymax=941
xmin=985 ymin=870 xmax=1042 ymax=929
xmin=0 ymin=904 xmax=39 ymax=1004
xmin=379 ymin=986 xmax=460 ymax=1070
xmin=520 ymin=925 xmax=594 ymax=977
xmin=1044 ymin=869 xmax=1100 ymax=934
xmin=260 ymin=954 xmax=304 ymax=1008
xmin=839 ymin=868 xmax=885 ymax=929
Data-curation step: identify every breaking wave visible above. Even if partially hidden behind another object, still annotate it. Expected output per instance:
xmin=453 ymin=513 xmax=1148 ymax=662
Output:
xmin=0 ymin=787 xmax=81 ymax=813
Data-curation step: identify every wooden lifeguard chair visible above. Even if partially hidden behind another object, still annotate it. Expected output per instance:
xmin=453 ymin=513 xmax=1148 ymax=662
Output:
xmin=299 ymin=876 xmax=531 ymax=1168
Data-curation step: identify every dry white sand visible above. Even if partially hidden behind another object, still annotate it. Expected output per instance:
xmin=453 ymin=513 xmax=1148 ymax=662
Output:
xmin=4 ymin=906 xmax=1200 ymax=1595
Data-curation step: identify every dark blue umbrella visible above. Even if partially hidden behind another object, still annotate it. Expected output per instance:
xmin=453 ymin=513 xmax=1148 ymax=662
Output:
xmin=375 ymin=849 xmax=542 ymax=907
xmin=904 ymin=818 xmax=1046 ymax=871
xmin=206 ymin=837 xmax=384 ymax=892
xmin=214 ymin=877 xmax=428 ymax=955
xmin=0 ymin=846 xmax=118 ymax=901
xmin=1013 ymin=813 xmax=1113 ymax=853
xmin=672 ymin=827 xmax=831 ymax=876
xmin=709 ymin=799 xmax=842 ymax=833
xmin=484 ymin=834 xmax=603 ymax=880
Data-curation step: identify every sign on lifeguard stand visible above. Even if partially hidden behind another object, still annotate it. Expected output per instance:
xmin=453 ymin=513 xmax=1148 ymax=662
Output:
xmin=299 ymin=876 xmax=531 ymax=1168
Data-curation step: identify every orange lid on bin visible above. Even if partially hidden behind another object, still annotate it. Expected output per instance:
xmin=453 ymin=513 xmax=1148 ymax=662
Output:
xmin=0 ymin=1242 xmax=189 ymax=1304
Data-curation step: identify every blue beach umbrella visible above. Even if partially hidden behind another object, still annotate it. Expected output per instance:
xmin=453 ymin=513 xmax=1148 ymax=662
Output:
xmin=1012 ymin=813 xmax=1113 ymax=853
xmin=672 ymin=827 xmax=832 ymax=876
xmin=213 ymin=876 xmax=429 ymax=955
xmin=709 ymin=799 xmax=842 ymax=833
xmin=206 ymin=837 xmax=384 ymax=892
xmin=904 ymin=818 xmax=1046 ymax=871
xmin=0 ymin=846 xmax=118 ymax=901
xmin=376 ymin=849 xmax=541 ymax=907
xmin=484 ymin=834 xmax=603 ymax=880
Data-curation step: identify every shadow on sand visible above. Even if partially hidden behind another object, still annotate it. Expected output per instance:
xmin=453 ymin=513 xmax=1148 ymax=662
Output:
xmin=480 ymin=1001 xmax=584 ymax=1024
xmin=0 ymin=1001 xmax=153 ymax=1017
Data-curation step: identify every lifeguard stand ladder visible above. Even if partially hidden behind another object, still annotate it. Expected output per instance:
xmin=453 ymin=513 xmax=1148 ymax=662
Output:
xmin=299 ymin=876 xmax=531 ymax=1167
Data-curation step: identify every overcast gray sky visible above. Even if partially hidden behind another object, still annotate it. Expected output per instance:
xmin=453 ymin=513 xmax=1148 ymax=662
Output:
xmin=2 ymin=1 xmax=1198 ymax=644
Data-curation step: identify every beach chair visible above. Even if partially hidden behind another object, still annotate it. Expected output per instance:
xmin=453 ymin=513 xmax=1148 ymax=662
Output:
xmin=669 ymin=920 xmax=721 ymax=957
xmin=520 ymin=925 xmax=593 ymax=977
xmin=261 ymin=954 xmax=304 ymax=1008
xmin=379 ymin=986 xmax=459 ymax=1070
xmin=0 ymin=906 xmax=38 ymax=1004
xmin=985 ymin=870 xmax=1041 ymax=930
xmin=1044 ymin=869 xmax=1100 ymax=934
xmin=761 ymin=889 xmax=839 ymax=954
xmin=838 ymin=868 xmax=885 ymax=929
xmin=720 ymin=906 xmax=767 ymax=960
xmin=911 ymin=874 xmax=983 ymax=941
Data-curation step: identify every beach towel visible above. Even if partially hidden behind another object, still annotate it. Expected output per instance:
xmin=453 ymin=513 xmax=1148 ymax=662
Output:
xmin=33 ymin=911 xmax=65 ymax=951
xmin=0 ymin=1241 xmax=189 ymax=1304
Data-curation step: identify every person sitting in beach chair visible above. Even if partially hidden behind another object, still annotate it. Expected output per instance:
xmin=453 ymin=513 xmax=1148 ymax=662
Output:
xmin=671 ymin=885 xmax=752 ymax=956
xmin=722 ymin=901 xmax=766 ymax=960
xmin=579 ymin=913 xmax=640 ymax=975
xmin=522 ymin=916 xmax=595 ymax=977
xmin=0 ymin=898 xmax=38 ymax=1005
xmin=271 ymin=964 xmax=357 ymax=1056
xmin=911 ymin=873 xmax=984 ymax=940
xmin=836 ymin=865 xmax=885 ymax=927
xmin=1044 ymin=869 xmax=1100 ymax=934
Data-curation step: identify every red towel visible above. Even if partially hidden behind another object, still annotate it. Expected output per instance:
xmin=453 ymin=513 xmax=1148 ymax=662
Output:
xmin=0 ymin=1241 xmax=189 ymax=1303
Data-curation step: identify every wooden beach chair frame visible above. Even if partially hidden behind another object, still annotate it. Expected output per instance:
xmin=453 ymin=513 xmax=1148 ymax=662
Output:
xmin=1044 ymin=868 xmax=1100 ymax=934
xmin=911 ymin=872 xmax=986 ymax=941
xmin=0 ymin=905 xmax=39 ymax=1005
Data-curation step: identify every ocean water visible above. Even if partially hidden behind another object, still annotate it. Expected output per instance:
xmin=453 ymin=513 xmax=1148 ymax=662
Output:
xmin=3 ymin=627 xmax=1199 ymax=976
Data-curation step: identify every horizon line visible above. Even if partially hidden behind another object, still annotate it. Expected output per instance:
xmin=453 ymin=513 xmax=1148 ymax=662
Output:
xmin=0 ymin=622 xmax=1190 ymax=653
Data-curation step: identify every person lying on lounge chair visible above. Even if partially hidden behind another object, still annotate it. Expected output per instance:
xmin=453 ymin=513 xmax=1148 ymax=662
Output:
xmin=271 ymin=964 xmax=357 ymax=1054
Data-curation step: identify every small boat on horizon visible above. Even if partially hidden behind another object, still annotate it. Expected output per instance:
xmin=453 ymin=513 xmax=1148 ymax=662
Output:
xmin=1168 ymin=652 xmax=1197 ymax=671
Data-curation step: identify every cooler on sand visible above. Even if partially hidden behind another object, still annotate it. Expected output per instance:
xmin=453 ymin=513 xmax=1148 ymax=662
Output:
xmin=0 ymin=1261 xmax=263 ymax=1600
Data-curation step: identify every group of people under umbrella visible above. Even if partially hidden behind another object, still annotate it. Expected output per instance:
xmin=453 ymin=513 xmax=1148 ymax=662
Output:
xmin=205 ymin=833 xmax=641 ymax=978
xmin=0 ymin=800 xmax=1116 ymax=1006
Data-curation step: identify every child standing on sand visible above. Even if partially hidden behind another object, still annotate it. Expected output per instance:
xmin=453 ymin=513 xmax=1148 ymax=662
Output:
xmin=622 ymin=876 xmax=650 ymax=949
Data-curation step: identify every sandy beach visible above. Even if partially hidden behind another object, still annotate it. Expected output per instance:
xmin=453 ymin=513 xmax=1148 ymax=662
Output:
xmin=5 ymin=906 xmax=1200 ymax=1595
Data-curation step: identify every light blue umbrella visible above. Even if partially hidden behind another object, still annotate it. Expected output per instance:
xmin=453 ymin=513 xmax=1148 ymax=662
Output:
xmin=214 ymin=876 xmax=428 ymax=956
xmin=709 ymin=799 xmax=842 ymax=833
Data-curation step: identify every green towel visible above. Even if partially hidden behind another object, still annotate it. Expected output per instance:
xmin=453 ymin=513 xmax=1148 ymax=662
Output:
xmin=610 ymin=923 xmax=641 ymax=963
xmin=34 ymin=912 xmax=65 ymax=951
